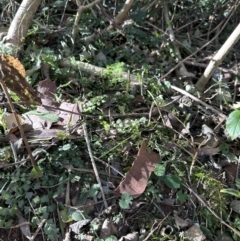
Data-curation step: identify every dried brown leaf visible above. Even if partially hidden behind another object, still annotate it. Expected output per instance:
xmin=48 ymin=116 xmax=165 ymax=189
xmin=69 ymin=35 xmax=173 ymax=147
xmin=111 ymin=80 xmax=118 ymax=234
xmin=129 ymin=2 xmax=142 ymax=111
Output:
xmin=37 ymin=79 xmax=81 ymax=126
xmin=114 ymin=140 xmax=160 ymax=198
xmin=70 ymin=220 xmax=91 ymax=234
xmin=37 ymin=79 xmax=58 ymax=106
xmin=16 ymin=210 xmax=31 ymax=240
xmin=58 ymin=102 xmax=81 ymax=126
xmin=100 ymin=219 xmax=117 ymax=239
xmin=0 ymin=55 xmax=41 ymax=105
xmin=173 ymin=211 xmax=193 ymax=228
xmin=3 ymin=113 xmax=23 ymax=130
xmin=198 ymin=146 xmax=220 ymax=156
xmin=119 ymin=232 xmax=139 ymax=241
xmin=184 ymin=225 xmax=206 ymax=241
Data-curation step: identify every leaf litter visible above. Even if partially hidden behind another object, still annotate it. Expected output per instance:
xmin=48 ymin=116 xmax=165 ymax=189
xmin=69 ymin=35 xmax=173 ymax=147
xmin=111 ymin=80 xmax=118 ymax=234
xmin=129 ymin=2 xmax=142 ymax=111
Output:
xmin=2 ymin=4 xmax=240 ymax=241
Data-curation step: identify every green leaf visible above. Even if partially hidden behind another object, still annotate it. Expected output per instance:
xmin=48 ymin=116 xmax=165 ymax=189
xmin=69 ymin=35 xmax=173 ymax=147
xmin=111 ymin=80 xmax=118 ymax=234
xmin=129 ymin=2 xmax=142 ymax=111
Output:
xmin=4 ymin=219 xmax=13 ymax=229
xmin=89 ymin=184 xmax=100 ymax=197
xmin=71 ymin=211 xmax=84 ymax=221
xmin=41 ymin=195 xmax=49 ymax=203
xmin=44 ymin=220 xmax=59 ymax=237
xmin=25 ymin=192 xmax=33 ymax=199
xmin=119 ymin=193 xmax=133 ymax=209
xmin=22 ymin=183 xmax=30 ymax=191
xmin=60 ymin=207 xmax=72 ymax=223
xmin=236 ymin=179 xmax=240 ymax=189
xmin=31 ymin=166 xmax=43 ymax=178
xmin=220 ymin=188 xmax=240 ymax=198
xmin=105 ymin=236 xmax=118 ymax=241
xmin=226 ymin=110 xmax=240 ymax=140
xmin=62 ymin=144 xmax=71 ymax=151
xmin=163 ymin=174 xmax=181 ymax=189
xmin=25 ymin=110 xmax=59 ymax=122
xmin=2 ymin=191 xmax=12 ymax=200
xmin=34 ymin=183 xmax=41 ymax=190
xmin=219 ymin=143 xmax=229 ymax=154
xmin=176 ymin=190 xmax=188 ymax=203
xmin=33 ymin=196 xmax=40 ymax=204
xmin=154 ymin=164 xmax=166 ymax=177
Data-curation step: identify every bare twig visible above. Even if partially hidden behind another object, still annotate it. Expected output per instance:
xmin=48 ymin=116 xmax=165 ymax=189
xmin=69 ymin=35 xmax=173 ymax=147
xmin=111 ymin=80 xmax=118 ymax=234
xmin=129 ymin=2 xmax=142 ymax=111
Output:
xmin=0 ymin=80 xmax=37 ymax=169
xmin=29 ymin=219 xmax=46 ymax=241
xmin=82 ymin=123 xmax=108 ymax=208
xmin=195 ymin=21 xmax=240 ymax=92
xmin=170 ymin=85 xmax=226 ymax=120
xmin=5 ymin=0 xmax=41 ymax=48
xmin=93 ymin=156 xmax=125 ymax=177
xmin=0 ymin=222 xmax=30 ymax=229
xmin=42 ymin=104 xmax=160 ymax=118
xmin=72 ymin=0 xmax=102 ymax=44
xmin=143 ymin=214 xmax=169 ymax=241
xmin=163 ymin=1 xmax=194 ymax=78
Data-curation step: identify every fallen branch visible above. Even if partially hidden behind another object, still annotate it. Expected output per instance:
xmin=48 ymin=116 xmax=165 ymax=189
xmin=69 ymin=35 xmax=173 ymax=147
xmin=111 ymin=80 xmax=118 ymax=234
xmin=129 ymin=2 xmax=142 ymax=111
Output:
xmin=60 ymin=59 xmax=226 ymax=121
xmin=60 ymin=58 xmax=140 ymax=89
xmin=195 ymin=21 xmax=240 ymax=92
xmin=170 ymin=85 xmax=226 ymax=120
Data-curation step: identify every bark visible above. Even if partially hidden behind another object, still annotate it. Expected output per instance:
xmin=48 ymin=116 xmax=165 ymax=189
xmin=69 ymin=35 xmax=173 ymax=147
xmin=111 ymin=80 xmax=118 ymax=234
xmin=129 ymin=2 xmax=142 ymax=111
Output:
xmin=60 ymin=59 xmax=139 ymax=88
xmin=5 ymin=0 xmax=41 ymax=48
xmin=195 ymin=22 xmax=240 ymax=92
xmin=114 ymin=0 xmax=134 ymax=25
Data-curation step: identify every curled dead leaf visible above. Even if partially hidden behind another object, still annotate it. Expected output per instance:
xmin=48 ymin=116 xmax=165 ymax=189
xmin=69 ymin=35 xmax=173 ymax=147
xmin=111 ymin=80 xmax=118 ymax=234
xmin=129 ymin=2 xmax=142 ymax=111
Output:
xmin=114 ymin=140 xmax=160 ymax=198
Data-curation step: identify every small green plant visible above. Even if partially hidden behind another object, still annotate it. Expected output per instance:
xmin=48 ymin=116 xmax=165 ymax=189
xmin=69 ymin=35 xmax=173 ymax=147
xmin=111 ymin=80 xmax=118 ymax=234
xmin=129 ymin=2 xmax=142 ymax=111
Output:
xmin=109 ymin=117 xmax=147 ymax=138
xmin=119 ymin=193 xmax=133 ymax=209
xmin=194 ymin=169 xmax=228 ymax=229
xmin=103 ymin=62 xmax=126 ymax=86
xmin=0 ymin=41 xmax=20 ymax=55
xmin=24 ymin=110 xmax=59 ymax=122
xmin=226 ymin=107 xmax=240 ymax=140
xmin=220 ymin=178 xmax=240 ymax=198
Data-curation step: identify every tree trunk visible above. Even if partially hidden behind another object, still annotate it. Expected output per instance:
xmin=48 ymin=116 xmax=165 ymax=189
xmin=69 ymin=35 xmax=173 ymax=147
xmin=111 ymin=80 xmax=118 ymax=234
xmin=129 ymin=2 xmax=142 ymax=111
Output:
xmin=195 ymin=22 xmax=240 ymax=92
xmin=5 ymin=0 xmax=41 ymax=48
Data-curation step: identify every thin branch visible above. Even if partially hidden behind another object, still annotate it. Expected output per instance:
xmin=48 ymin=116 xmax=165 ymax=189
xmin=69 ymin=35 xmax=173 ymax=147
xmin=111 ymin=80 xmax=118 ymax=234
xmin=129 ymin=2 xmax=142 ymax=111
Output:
xmin=114 ymin=0 xmax=134 ymax=25
xmin=29 ymin=219 xmax=46 ymax=241
xmin=82 ymin=123 xmax=108 ymax=208
xmin=72 ymin=0 xmax=102 ymax=44
xmin=143 ymin=214 xmax=169 ymax=241
xmin=170 ymin=85 xmax=226 ymax=120
xmin=0 ymin=80 xmax=37 ymax=169
xmin=163 ymin=1 xmax=194 ymax=78
xmin=195 ymin=22 xmax=240 ymax=92
xmin=81 ymin=0 xmax=134 ymax=43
